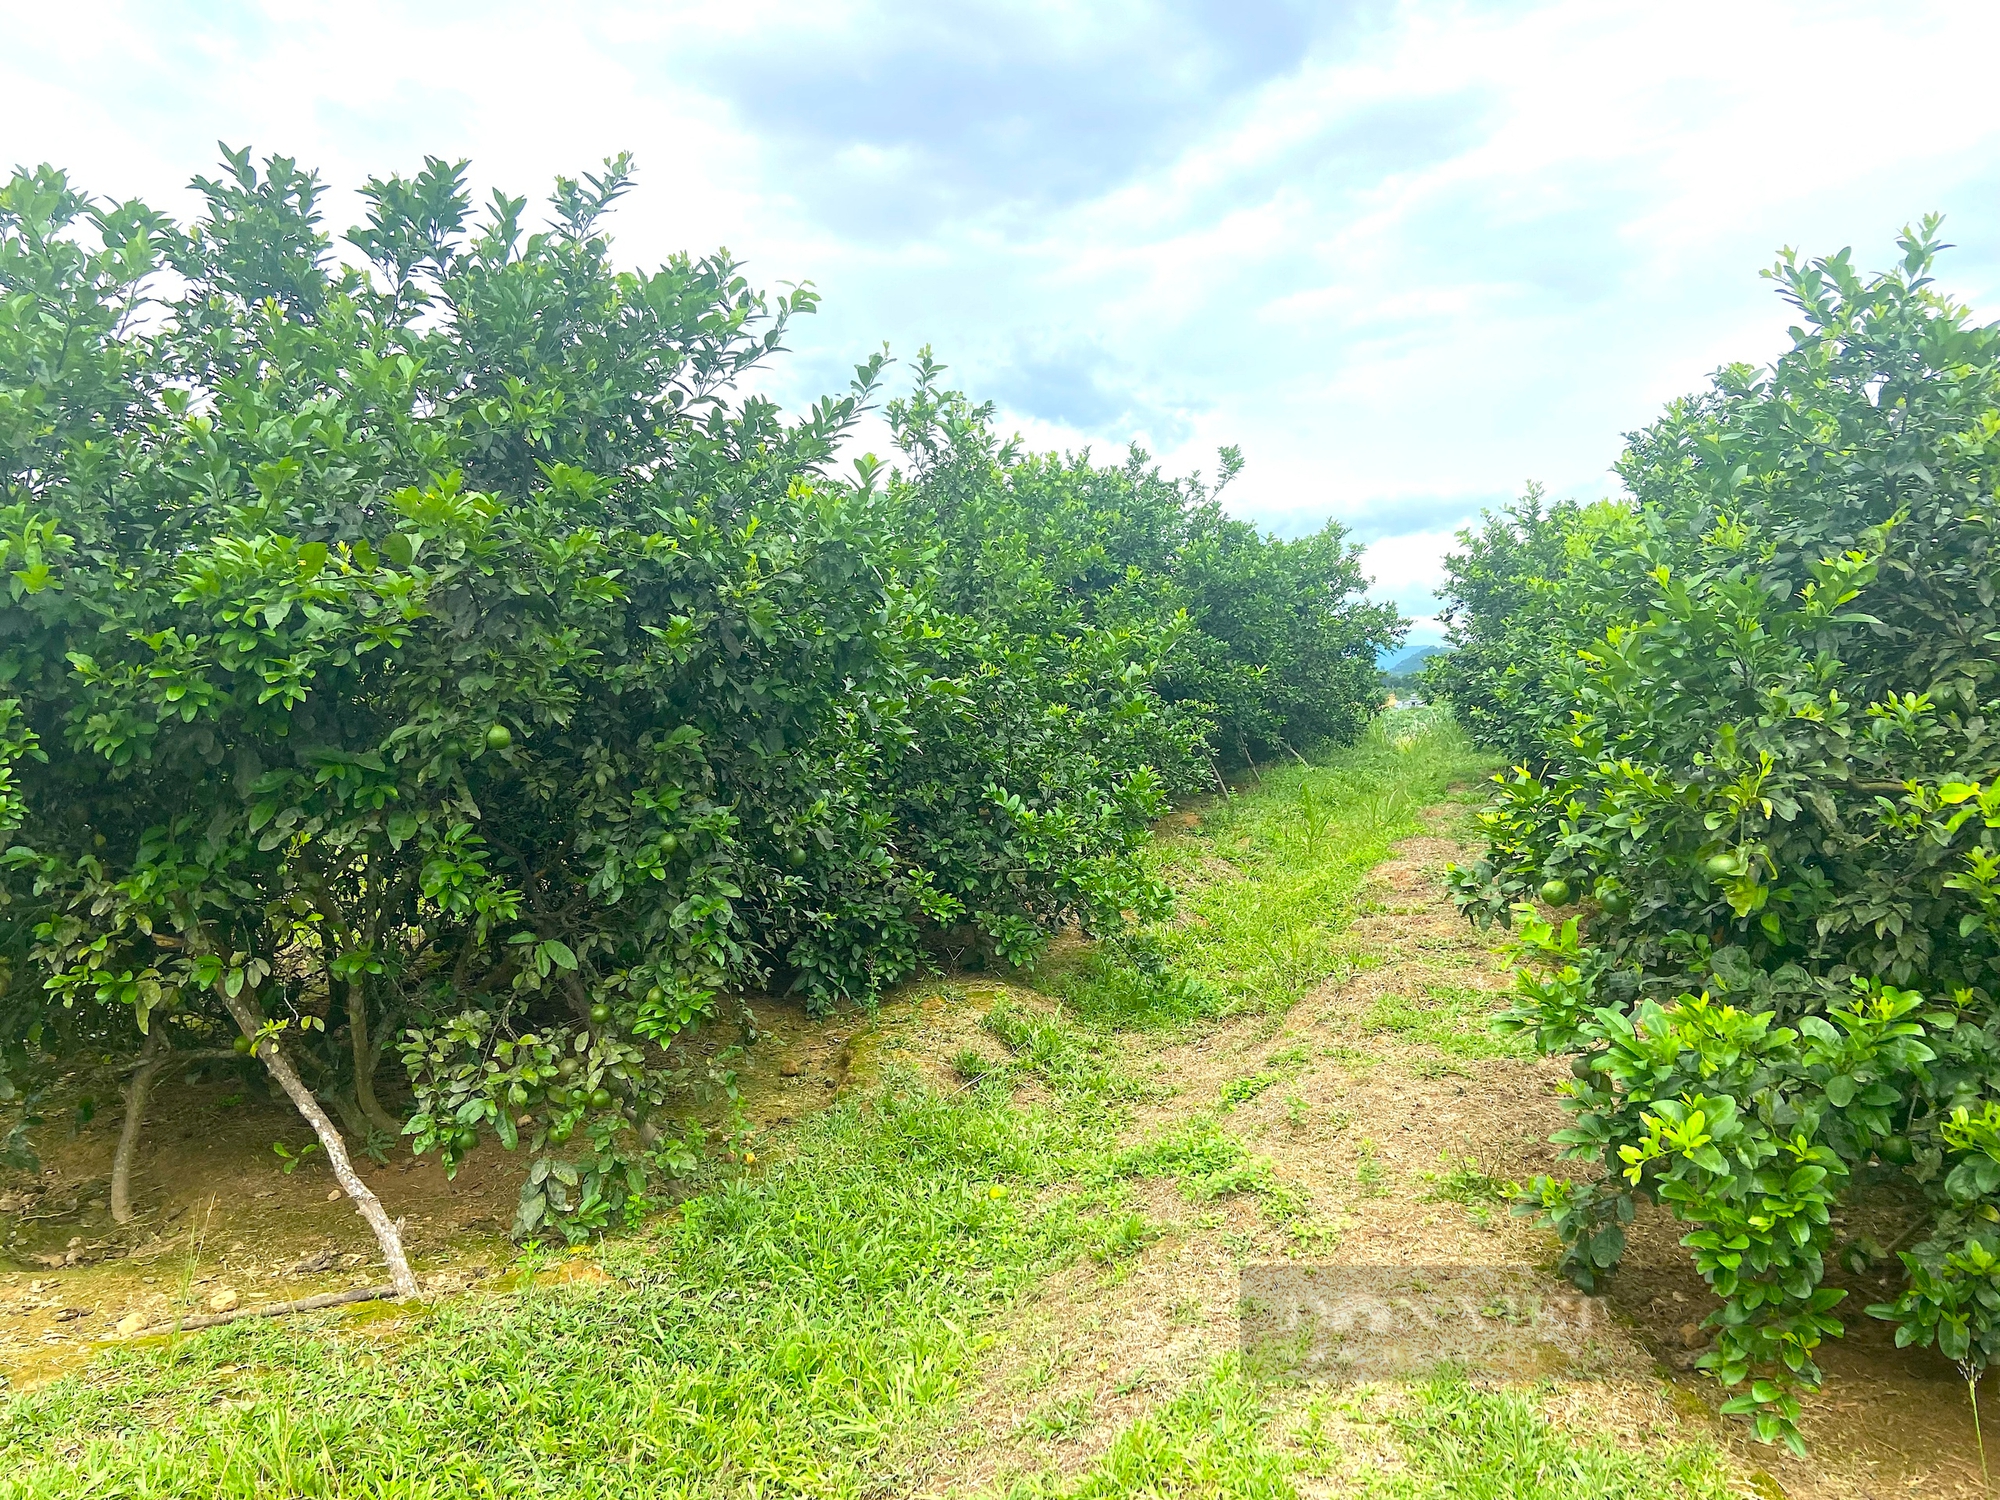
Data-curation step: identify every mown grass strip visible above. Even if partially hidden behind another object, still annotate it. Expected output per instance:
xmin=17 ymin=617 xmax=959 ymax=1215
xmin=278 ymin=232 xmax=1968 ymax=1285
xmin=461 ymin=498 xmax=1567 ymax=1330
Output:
xmin=0 ymin=1070 xmax=1113 ymax=1500
xmin=1041 ymin=709 xmax=1491 ymax=1029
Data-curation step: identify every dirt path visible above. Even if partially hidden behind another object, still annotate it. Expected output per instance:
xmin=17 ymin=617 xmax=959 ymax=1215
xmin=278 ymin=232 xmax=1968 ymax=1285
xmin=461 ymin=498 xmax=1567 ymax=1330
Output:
xmin=897 ymin=804 xmax=1991 ymax=1499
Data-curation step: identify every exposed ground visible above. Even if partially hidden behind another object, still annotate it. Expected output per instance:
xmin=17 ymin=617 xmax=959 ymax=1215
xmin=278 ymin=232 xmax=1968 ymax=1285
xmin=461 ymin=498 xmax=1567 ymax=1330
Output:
xmin=0 ymin=711 xmax=1989 ymax=1497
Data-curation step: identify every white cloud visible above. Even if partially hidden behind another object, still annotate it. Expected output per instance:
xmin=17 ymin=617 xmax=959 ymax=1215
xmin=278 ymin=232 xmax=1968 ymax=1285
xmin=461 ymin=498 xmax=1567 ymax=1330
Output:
xmin=5 ymin=0 xmax=1997 ymax=624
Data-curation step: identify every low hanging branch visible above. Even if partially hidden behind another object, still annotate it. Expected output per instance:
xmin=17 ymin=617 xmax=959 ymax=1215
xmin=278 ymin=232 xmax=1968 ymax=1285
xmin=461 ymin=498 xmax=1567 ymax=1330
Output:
xmin=134 ymin=1283 xmax=396 ymax=1336
xmin=216 ymin=983 xmax=421 ymax=1301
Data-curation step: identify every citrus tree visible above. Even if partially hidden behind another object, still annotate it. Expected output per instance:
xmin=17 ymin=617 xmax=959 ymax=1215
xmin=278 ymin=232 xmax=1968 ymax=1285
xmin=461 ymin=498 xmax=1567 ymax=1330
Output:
xmin=1444 ymin=221 xmax=2000 ymax=1447
xmin=1422 ymin=483 xmax=1595 ymax=766
xmin=2 ymin=148 xmax=1395 ymax=1268
xmin=886 ymin=354 xmax=1402 ymax=777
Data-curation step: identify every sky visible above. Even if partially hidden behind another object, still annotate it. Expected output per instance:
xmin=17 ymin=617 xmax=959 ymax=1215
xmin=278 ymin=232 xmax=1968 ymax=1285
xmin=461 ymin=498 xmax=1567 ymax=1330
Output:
xmin=5 ymin=0 xmax=1999 ymax=641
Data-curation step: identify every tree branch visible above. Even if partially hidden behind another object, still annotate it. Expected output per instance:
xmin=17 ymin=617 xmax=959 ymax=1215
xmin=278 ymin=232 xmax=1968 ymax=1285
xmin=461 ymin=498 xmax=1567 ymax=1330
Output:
xmin=217 ymin=982 xmax=421 ymax=1300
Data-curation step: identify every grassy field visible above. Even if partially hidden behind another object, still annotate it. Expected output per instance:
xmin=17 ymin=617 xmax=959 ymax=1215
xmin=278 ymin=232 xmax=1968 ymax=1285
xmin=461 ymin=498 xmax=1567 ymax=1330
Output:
xmin=0 ymin=711 xmax=1748 ymax=1499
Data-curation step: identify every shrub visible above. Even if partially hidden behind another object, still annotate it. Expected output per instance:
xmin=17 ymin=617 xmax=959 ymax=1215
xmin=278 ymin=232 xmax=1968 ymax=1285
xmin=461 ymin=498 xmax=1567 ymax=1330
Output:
xmin=0 ymin=149 xmax=1399 ymax=1257
xmin=1422 ymin=484 xmax=1595 ymax=766
xmin=1445 ymin=220 xmax=2000 ymax=1447
xmin=886 ymin=353 xmax=1403 ymax=775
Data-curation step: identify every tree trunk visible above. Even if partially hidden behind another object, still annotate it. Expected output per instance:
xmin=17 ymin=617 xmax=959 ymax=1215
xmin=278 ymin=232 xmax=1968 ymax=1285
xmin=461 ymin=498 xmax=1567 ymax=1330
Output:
xmin=325 ymin=1087 xmax=371 ymax=1142
xmin=111 ymin=1040 xmax=241 ymax=1224
xmin=218 ymin=986 xmax=421 ymax=1300
xmin=110 ymin=1032 xmax=166 ymax=1225
xmin=345 ymin=980 xmax=402 ymax=1138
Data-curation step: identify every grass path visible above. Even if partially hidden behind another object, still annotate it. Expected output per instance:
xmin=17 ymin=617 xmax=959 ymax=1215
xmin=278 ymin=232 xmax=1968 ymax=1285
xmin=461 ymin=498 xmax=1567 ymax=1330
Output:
xmin=0 ymin=711 xmax=1841 ymax=1497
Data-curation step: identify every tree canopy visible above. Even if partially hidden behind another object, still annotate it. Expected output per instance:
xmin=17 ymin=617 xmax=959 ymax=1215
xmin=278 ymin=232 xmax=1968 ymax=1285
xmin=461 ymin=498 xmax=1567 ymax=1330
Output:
xmin=0 ymin=149 xmax=1400 ymax=1258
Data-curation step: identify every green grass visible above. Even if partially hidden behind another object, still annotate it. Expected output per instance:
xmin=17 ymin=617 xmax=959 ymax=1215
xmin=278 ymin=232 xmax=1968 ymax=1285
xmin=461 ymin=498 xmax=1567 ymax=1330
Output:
xmin=1109 ymin=1117 xmax=1306 ymax=1222
xmin=0 ymin=711 xmax=1736 ymax=1497
xmin=0 ymin=1055 xmax=1122 ymax=1499
xmin=1039 ymin=709 xmax=1489 ymax=1028
xmin=996 ymin=1361 xmax=1294 ymax=1499
xmin=1220 ymin=1071 xmax=1281 ymax=1106
xmin=1356 ymin=1375 xmax=1735 ymax=1499
xmin=983 ymin=1000 xmax=1145 ymax=1102
xmin=1041 ymin=931 xmax=1227 ymax=1031
xmin=994 ymin=1365 xmax=1733 ymax=1500
xmin=1421 ymin=1155 xmax=1505 ymax=1207
xmin=1363 ymin=982 xmax=1527 ymax=1059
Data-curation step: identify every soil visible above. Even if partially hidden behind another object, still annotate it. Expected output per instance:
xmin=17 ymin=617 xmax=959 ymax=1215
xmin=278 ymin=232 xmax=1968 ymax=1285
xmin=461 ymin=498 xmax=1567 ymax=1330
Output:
xmin=903 ymin=804 xmax=1992 ymax=1499
xmin=1 ymin=795 xmax=1989 ymax=1496
xmin=0 ymin=999 xmax=868 ymax=1390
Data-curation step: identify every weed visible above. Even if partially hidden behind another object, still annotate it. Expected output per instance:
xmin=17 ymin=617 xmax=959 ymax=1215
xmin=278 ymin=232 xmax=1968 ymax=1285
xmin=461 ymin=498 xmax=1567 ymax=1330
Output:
xmin=1109 ymin=1118 xmax=1302 ymax=1220
xmin=1409 ymin=1057 xmax=1473 ymax=1080
xmin=1113 ymin=1366 xmax=1156 ymax=1396
xmin=1013 ymin=1339 xmax=1071 ymax=1396
xmin=1356 ymin=1138 xmax=1387 ymax=1196
xmin=1021 ymin=1392 xmax=1095 ymax=1442
xmin=1042 ymin=932 xmax=1227 ymax=1032
xmin=1360 ymin=1374 xmax=1736 ymax=1498
xmin=270 ymin=1140 xmax=321 ymax=1175
xmin=1363 ymin=982 xmax=1524 ymax=1059
xmin=1421 ymin=1155 xmax=1502 ymax=1206
xmin=984 ymin=1003 xmax=1137 ymax=1103
xmin=1220 ymin=1072 xmax=1280 ymax=1107
xmin=1087 ymin=1212 xmax=1157 ymax=1264
xmin=955 ymin=1047 xmax=1007 ymax=1084
xmin=997 ymin=1361 xmax=1290 ymax=1498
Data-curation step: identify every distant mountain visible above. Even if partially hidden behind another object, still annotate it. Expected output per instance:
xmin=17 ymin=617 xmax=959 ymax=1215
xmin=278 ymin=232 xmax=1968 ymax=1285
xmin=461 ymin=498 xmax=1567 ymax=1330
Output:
xmin=1382 ymin=644 xmax=1445 ymax=676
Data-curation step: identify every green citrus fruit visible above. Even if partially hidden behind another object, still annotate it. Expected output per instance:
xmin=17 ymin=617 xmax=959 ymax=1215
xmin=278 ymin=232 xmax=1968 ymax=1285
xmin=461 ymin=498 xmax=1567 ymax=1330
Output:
xmin=485 ymin=723 xmax=512 ymax=751
xmin=646 ymin=985 xmax=664 ymax=1006
xmin=1597 ymin=888 xmax=1632 ymax=916
xmin=589 ymin=1002 xmax=612 ymax=1024
xmin=1878 ymin=1134 xmax=1916 ymax=1166
xmin=1570 ymin=1052 xmax=1596 ymax=1080
xmin=1703 ymin=853 xmax=1740 ymax=880
xmin=548 ymin=1122 xmax=572 ymax=1144
xmin=587 ymin=1087 xmax=613 ymax=1110
xmin=659 ymin=833 xmax=678 ymax=855
xmin=557 ymin=1056 xmax=579 ymax=1079
xmin=232 ymin=1034 xmax=253 ymax=1055
xmin=786 ymin=846 xmax=807 ymax=869
xmin=1539 ymin=878 xmax=1572 ymax=906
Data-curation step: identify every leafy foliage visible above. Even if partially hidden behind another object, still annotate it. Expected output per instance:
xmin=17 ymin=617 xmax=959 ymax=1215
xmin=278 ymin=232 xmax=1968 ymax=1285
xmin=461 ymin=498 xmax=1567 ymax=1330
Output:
xmin=1443 ymin=220 xmax=2000 ymax=1446
xmin=886 ymin=355 xmax=1402 ymax=775
xmin=0 ymin=149 xmax=1396 ymax=1237
xmin=1422 ymin=483 xmax=1595 ymax=766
